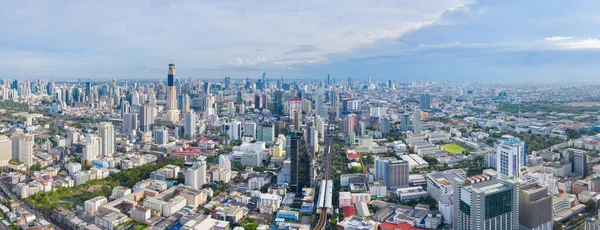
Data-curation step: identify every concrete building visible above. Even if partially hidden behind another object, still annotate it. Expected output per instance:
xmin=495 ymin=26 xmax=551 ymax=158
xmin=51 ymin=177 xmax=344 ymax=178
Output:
xmin=84 ymin=196 xmax=108 ymax=216
xmin=426 ymin=169 xmax=466 ymax=224
xmin=98 ymin=122 xmax=116 ymax=157
xmin=0 ymin=136 xmax=11 ymax=167
xmin=495 ymin=137 xmax=526 ymax=177
xmin=519 ymin=185 xmax=552 ymax=230
xmin=452 ymin=169 xmax=519 ymax=230
xmin=184 ymin=111 xmax=197 ymax=139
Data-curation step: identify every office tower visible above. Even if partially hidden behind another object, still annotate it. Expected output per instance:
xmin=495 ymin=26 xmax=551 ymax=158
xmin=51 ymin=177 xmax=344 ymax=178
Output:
xmin=219 ymin=155 xmax=231 ymax=170
xmin=346 ymin=114 xmax=357 ymax=134
xmin=400 ymin=114 xmax=411 ymax=131
xmin=380 ymin=117 xmax=390 ymax=137
xmin=228 ymin=120 xmax=242 ymax=141
xmin=121 ymin=101 xmax=131 ymax=118
xmin=11 ymin=134 xmax=34 ymax=168
xmin=413 ymin=109 xmax=422 ymax=134
xmin=302 ymin=99 xmax=311 ymax=115
xmin=99 ymin=122 xmax=115 ymax=157
xmin=495 ymin=138 xmax=526 ymax=177
xmin=452 ymin=170 xmax=519 ymax=230
xmin=257 ymin=123 xmax=275 ymax=143
xmin=314 ymin=116 xmax=324 ymax=139
xmin=289 ymin=131 xmax=311 ymax=193
xmin=426 ymin=169 xmax=466 ymax=225
xmin=123 ymin=113 xmax=138 ymax=133
xmin=184 ymin=111 xmax=196 ymax=139
xmin=369 ymin=107 xmax=387 ymax=117
xmin=0 ymin=136 xmax=11 ymax=167
xmin=374 ymin=156 xmax=409 ymax=189
xmin=294 ymin=110 xmax=302 ymax=131
xmin=327 ymin=74 xmax=331 ymax=86
xmin=224 ymin=77 xmax=231 ymax=88
xmin=153 ymin=129 xmax=168 ymax=145
xmin=140 ymin=103 xmax=154 ymax=132
xmin=519 ymin=185 xmax=552 ymax=230
xmin=304 ymin=125 xmax=318 ymax=155
xmin=178 ymin=94 xmax=191 ymax=113
xmin=289 ymin=97 xmax=302 ymax=116
xmin=227 ymin=102 xmax=235 ymax=116
xmin=239 ymin=103 xmax=245 ymax=115
xmin=273 ymin=91 xmax=284 ymax=116
xmin=83 ymin=135 xmax=101 ymax=165
xmin=243 ymin=121 xmax=257 ymax=139
xmin=567 ymin=148 xmax=589 ymax=178
xmin=165 ymin=63 xmax=180 ymax=123
xmin=419 ymin=93 xmax=431 ymax=110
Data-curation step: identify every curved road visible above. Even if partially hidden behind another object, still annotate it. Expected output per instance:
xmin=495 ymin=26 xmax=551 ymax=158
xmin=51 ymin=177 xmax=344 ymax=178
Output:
xmin=315 ymin=112 xmax=334 ymax=230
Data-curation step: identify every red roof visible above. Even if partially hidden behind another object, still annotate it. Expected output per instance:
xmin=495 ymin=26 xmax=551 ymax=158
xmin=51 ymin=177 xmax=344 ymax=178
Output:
xmin=342 ymin=206 xmax=355 ymax=218
xmin=380 ymin=222 xmax=424 ymax=230
xmin=346 ymin=151 xmax=359 ymax=159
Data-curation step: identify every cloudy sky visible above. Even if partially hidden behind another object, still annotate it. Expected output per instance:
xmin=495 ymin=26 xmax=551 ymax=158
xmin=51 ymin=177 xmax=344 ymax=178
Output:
xmin=1 ymin=0 xmax=600 ymax=81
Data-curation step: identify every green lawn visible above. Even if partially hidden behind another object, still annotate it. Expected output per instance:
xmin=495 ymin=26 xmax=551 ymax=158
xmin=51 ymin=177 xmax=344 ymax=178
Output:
xmin=441 ymin=143 xmax=467 ymax=154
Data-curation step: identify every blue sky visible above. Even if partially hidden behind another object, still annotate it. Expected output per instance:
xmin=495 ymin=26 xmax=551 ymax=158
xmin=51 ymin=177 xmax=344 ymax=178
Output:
xmin=1 ymin=0 xmax=600 ymax=81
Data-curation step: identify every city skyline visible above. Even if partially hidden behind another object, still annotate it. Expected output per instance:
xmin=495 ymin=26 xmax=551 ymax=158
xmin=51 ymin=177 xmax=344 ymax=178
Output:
xmin=2 ymin=1 xmax=600 ymax=81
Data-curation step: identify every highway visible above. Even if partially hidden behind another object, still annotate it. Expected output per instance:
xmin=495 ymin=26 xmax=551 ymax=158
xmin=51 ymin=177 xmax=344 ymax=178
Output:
xmin=315 ymin=112 xmax=334 ymax=230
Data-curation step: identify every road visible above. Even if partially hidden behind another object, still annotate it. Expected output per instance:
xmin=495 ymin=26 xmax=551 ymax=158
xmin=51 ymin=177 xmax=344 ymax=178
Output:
xmin=0 ymin=182 xmax=59 ymax=229
xmin=315 ymin=112 xmax=334 ymax=230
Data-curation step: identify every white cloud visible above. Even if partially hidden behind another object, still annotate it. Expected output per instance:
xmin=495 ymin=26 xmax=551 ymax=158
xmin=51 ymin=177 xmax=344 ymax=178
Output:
xmin=0 ymin=0 xmax=473 ymax=75
xmin=550 ymin=38 xmax=600 ymax=49
xmin=544 ymin=37 xmax=573 ymax=42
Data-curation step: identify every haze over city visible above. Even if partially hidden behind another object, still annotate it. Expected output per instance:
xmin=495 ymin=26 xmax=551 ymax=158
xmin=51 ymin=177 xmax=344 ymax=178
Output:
xmin=2 ymin=1 xmax=600 ymax=81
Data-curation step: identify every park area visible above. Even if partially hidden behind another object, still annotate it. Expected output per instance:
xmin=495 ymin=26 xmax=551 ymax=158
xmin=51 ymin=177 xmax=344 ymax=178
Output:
xmin=441 ymin=143 xmax=467 ymax=154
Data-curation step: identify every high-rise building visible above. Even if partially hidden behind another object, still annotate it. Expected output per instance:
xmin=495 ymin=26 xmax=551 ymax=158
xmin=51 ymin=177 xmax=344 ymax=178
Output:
xmin=495 ymin=138 xmax=526 ymax=177
xmin=400 ymin=114 xmax=411 ymax=131
xmin=185 ymin=160 xmax=207 ymax=190
xmin=289 ymin=131 xmax=311 ymax=193
xmin=568 ymin=148 xmax=589 ymax=178
xmin=346 ymin=114 xmax=357 ymax=134
xmin=0 ymin=136 xmax=11 ymax=167
xmin=289 ymin=97 xmax=302 ymax=117
xmin=380 ymin=117 xmax=390 ymax=137
xmin=99 ymin=122 xmax=115 ymax=157
xmin=123 ymin=113 xmax=138 ymax=133
xmin=140 ymin=103 xmax=154 ymax=132
xmin=153 ymin=129 xmax=169 ymax=145
xmin=374 ymin=156 xmax=409 ymax=189
xmin=413 ymin=109 xmax=422 ymax=134
xmin=11 ymin=134 xmax=34 ymax=168
xmin=519 ymin=185 xmax=553 ymax=230
xmin=426 ymin=169 xmax=466 ymax=225
xmin=294 ymin=110 xmax=302 ymax=132
xmin=178 ymin=94 xmax=191 ymax=113
xmin=452 ymin=170 xmax=519 ymax=230
xmin=419 ymin=93 xmax=431 ymax=110
xmin=165 ymin=63 xmax=180 ymax=123
xmin=257 ymin=123 xmax=275 ymax=143
xmin=83 ymin=134 xmax=101 ymax=165
xmin=273 ymin=91 xmax=284 ymax=116
xmin=219 ymin=155 xmax=231 ymax=170
xmin=184 ymin=111 xmax=196 ymax=139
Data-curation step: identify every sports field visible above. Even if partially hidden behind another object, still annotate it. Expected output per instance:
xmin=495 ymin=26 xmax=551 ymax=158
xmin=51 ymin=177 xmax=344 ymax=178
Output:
xmin=441 ymin=143 xmax=467 ymax=154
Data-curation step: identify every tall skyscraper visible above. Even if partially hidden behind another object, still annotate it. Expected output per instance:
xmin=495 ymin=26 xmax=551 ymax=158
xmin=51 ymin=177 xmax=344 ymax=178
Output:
xmin=519 ymin=185 xmax=553 ymax=230
xmin=380 ymin=117 xmax=390 ymax=137
xmin=413 ymin=109 xmax=422 ymax=134
xmin=0 ymin=136 xmax=11 ymax=167
xmin=452 ymin=170 xmax=519 ymax=230
xmin=153 ymin=129 xmax=169 ymax=145
xmin=83 ymin=134 xmax=101 ymax=165
xmin=123 ymin=113 xmax=138 ymax=133
xmin=165 ymin=63 xmax=180 ymax=123
xmin=11 ymin=134 xmax=34 ymax=168
xmin=400 ymin=114 xmax=411 ymax=131
xmin=184 ymin=111 xmax=197 ymax=139
xmin=140 ymin=103 xmax=154 ymax=132
xmin=419 ymin=93 xmax=431 ymax=110
xmin=495 ymin=137 xmax=526 ymax=177
xmin=273 ymin=91 xmax=284 ymax=116
xmin=570 ymin=149 xmax=589 ymax=178
xmin=346 ymin=113 xmax=357 ymax=134
xmin=294 ymin=110 xmax=302 ymax=132
xmin=99 ymin=122 xmax=115 ymax=157
xmin=257 ymin=123 xmax=275 ymax=143
xmin=289 ymin=131 xmax=311 ymax=193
